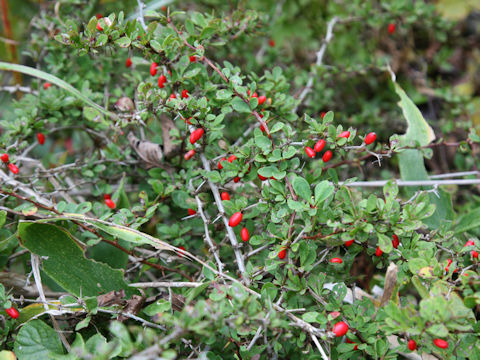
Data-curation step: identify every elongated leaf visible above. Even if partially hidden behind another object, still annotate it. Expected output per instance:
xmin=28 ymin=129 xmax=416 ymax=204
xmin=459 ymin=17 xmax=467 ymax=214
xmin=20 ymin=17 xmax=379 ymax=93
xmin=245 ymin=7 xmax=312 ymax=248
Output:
xmin=18 ymin=222 xmax=133 ymax=297
xmin=292 ymin=176 xmax=312 ymax=203
xmin=394 ymin=82 xmax=454 ymax=228
xmin=0 ymin=62 xmax=115 ymax=120
xmin=14 ymin=320 xmax=64 ymax=359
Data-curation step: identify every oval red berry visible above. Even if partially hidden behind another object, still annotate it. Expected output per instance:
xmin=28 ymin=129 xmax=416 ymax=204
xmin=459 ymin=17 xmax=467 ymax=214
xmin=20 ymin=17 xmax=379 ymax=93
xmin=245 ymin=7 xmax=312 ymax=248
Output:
xmin=330 ymin=257 xmax=343 ymax=264
xmin=278 ymin=247 xmax=287 ymax=259
xmin=392 ymin=234 xmax=399 ymax=249
xmin=181 ymin=89 xmax=189 ymax=99
xmin=365 ymin=132 xmax=377 ymax=145
xmin=184 ymin=149 xmax=195 ymax=160
xmin=345 ymin=240 xmax=354 ymax=247
xmin=43 ymin=82 xmax=52 ymax=90
xmin=37 ymin=133 xmax=45 ymax=145
xmin=322 ymin=150 xmax=332 ymax=162
xmin=408 ymin=339 xmax=416 ymax=351
xmin=150 ymin=62 xmax=158 ymax=76
xmin=314 ymin=139 xmax=326 ymax=153
xmin=258 ymin=95 xmax=266 ymax=105
xmin=189 ymin=55 xmax=196 ymax=63
xmin=333 ymin=321 xmax=349 ymax=337
xmin=177 ymin=246 xmax=186 ymax=258
xmin=105 ymin=199 xmax=116 ymax=209
xmin=229 ymin=212 xmax=243 ymax=227
xmin=388 ymin=23 xmax=396 ymax=34
xmin=188 ymin=208 xmax=196 ymax=216
xmin=375 ymin=246 xmax=383 ymax=257
xmin=241 ymin=227 xmax=249 ymax=242
xmin=227 ymin=155 xmax=237 ymax=163
xmin=433 ymin=339 xmax=448 ymax=349
xmin=233 ymin=176 xmax=240 ymax=183
xmin=5 ymin=307 xmax=19 ymax=319
xmin=258 ymin=172 xmax=267 ymax=181
xmin=221 ymin=192 xmax=230 ymax=201
xmin=305 ymin=147 xmax=316 ymax=158
xmin=125 ymin=58 xmax=132 ymax=68
xmin=218 ymin=158 xmax=226 ymax=169
xmin=1 ymin=153 xmax=9 ymax=163
xmin=8 ymin=163 xmax=19 ymax=174
xmin=158 ymin=74 xmax=166 ymax=88
xmin=338 ymin=130 xmax=350 ymax=139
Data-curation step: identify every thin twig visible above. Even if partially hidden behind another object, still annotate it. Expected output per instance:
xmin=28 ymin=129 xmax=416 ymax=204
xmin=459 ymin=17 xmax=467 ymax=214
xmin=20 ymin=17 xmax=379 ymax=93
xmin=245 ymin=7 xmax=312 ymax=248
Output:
xmin=340 ymin=179 xmax=480 ymax=187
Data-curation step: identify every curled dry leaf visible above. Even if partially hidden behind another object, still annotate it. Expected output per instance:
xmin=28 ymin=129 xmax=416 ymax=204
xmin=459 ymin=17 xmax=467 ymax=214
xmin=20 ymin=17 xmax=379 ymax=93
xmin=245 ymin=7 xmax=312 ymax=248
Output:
xmin=128 ymin=132 xmax=164 ymax=168
xmin=380 ymin=262 xmax=398 ymax=307
xmin=118 ymin=294 xmax=146 ymax=322
xmin=97 ymin=289 xmax=126 ymax=307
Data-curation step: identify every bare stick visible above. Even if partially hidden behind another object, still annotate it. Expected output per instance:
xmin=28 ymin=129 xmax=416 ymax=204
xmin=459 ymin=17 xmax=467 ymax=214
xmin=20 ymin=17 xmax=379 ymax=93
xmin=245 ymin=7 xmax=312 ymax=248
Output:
xmin=340 ymin=179 xmax=480 ymax=187
xmin=129 ymin=281 xmax=203 ymax=288
xmin=136 ymin=0 xmax=147 ymax=30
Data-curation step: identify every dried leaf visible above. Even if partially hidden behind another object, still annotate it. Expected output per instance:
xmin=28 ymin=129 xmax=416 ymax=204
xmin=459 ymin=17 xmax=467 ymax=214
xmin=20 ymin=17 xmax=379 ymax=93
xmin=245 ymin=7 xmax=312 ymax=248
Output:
xmin=128 ymin=132 xmax=164 ymax=168
xmin=380 ymin=262 xmax=398 ymax=307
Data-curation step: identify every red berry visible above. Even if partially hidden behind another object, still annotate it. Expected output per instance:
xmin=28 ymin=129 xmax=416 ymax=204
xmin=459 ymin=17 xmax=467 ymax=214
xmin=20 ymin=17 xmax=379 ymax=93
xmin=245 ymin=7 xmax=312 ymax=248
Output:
xmin=322 ymin=150 xmax=332 ymax=162
xmin=388 ymin=23 xmax=396 ymax=34
xmin=345 ymin=240 xmax=354 ymax=247
xmin=258 ymin=95 xmax=266 ymax=105
xmin=158 ymin=74 xmax=167 ymax=88
xmin=181 ymin=89 xmax=189 ymax=99
xmin=251 ymin=92 xmax=258 ymax=98
xmin=189 ymin=128 xmax=204 ymax=145
xmin=465 ymin=240 xmax=475 ymax=247
xmin=228 ymin=212 xmax=243 ymax=227
xmin=258 ymin=172 xmax=268 ymax=181
xmin=392 ymin=234 xmax=399 ymax=249
xmin=233 ymin=176 xmax=240 ymax=183
xmin=227 ymin=155 xmax=237 ymax=163
xmin=333 ymin=321 xmax=349 ymax=337
xmin=189 ymin=55 xmax=197 ymax=63
xmin=184 ymin=149 xmax=195 ymax=160
xmin=375 ymin=246 xmax=383 ymax=257
xmin=169 ymin=93 xmax=176 ymax=100
xmin=472 ymin=251 xmax=479 ymax=258
xmin=320 ymin=112 xmax=326 ymax=119
xmin=96 ymin=22 xmax=103 ymax=31
xmin=314 ymin=139 xmax=326 ymax=153
xmin=105 ymin=199 xmax=116 ymax=209
xmin=8 ymin=163 xmax=19 ymax=174
xmin=1 ymin=153 xmax=9 ymax=163
xmin=177 ymin=246 xmax=186 ymax=258
xmin=338 ymin=130 xmax=350 ymax=139
xmin=185 ymin=117 xmax=192 ymax=125
xmin=150 ymin=62 xmax=158 ymax=76
xmin=188 ymin=208 xmax=196 ymax=216
xmin=5 ymin=307 xmax=19 ymax=319
xmin=260 ymin=124 xmax=266 ymax=132
xmin=278 ymin=247 xmax=287 ymax=259
xmin=346 ymin=338 xmax=358 ymax=350
xmin=269 ymin=39 xmax=275 ymax=47
xmin=365 ymin=132 xmax=377 ymax=145
xmin=125 ymin=58 xmax=132 ymax=68
xmin=241 ymin=227 xmax=249 ymax=242
xmin=330 ymin=257 xmax=343 ymax=264
xmin=43 ymin=82 xmax=52 ymax=90
xmin=445 ymin=259 xmax=457 ymax=273
xmin=103 ymin=194 xmax=111 ymax=200
xmin=36 ymin=133 xmax=45 ymax=145
xmin=218 ymin=157 xmax=226 ymax=169
xmin=408 ymin=339 xmax=417 ymax=351
xmin=305 ymin=147 xmax=316 ymax=158
xmin=95 ymin=13 xmax=103 ymax=19
xmin=433 ymin=339 xmax=448 ymax=349
xmin=221 ymin=192 xmax=230 ymax=201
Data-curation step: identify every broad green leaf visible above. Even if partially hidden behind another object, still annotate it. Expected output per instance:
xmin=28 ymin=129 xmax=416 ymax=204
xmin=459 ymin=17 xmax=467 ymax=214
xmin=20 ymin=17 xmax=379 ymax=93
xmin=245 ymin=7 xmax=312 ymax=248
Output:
xmin=149 ymin=39 xmax=162 ymax=52
xmin=292 ymin=176 xmax=311 ymax=203
xmin=377 ymin=232 xmax=393 ymax=253
xmin=231 ymin=97 xmax=251 ymax=113
xmin=114 ymin=36 xmax=131 ymax=48
xmin=454 ymin=207 xmax=480 ymax=234
xmin=18 ymin=222 xmax=132 ymax=297
xmin=314 ymin=181 xmax=334 ymax=205
xmin=0 ymin=62 xmax=115 ymax=119
xmin=14 ymin=320 xmax=64 ymax=359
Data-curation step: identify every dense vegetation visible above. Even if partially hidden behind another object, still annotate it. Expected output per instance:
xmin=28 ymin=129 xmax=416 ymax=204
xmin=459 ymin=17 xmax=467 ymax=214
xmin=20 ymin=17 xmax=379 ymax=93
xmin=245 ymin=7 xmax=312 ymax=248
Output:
xmin=1 ymin=0 xmax=480 ymax=359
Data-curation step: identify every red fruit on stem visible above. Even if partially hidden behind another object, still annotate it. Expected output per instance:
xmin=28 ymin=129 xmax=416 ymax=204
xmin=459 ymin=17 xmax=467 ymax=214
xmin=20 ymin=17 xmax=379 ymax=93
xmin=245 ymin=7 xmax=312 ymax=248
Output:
xmin=330 ymin=257 xmax=343 ymax=264
xmin=103 ymin=194 xmax=111 ymax=200
xmin=233 ymin=176 xmax=240 ymax=183
xmin=229 ymin=212 xmax=243 ymax=227
xmin=269 ymin=39 xmax=275 ymax=47
xmin=181 ymin=89 xmax=189 ymax=99
xmin=333 ymin=321 xmax=349 ymax=337
xmin=189 ymin=55 xmax=197 ymax=63
xmin=320 ymin=112 xmax=326 ymax=119
xmin=465 ymin=240 xmax=475 ymax=247
xmin=305 ymin=147 xmax=316 ymax=158
xmin=185 ymin=117 xmax=192 ymax=125
xmin=241 ymin=227 xmax=249 ymax=242
xmin=96 ymin=22 xmax=103 ymax=31
xmin=5 ymin=307 xmax=19 ymax=319
xmin=43 ymin=82 xmax=52 ymax=90
xmin=314 ymin=139 xmax=326 ymax=153
xmin=158 ymin=74 xmax=167 ymax=88
xmin=188 ymin=208 xmax=196 ymax=216
xmin=322 ymin=150 xmax=332 ymax=162
xmin=221 ymin=192 xmax=230 ymax=201
xmin=189 ymin=128 xmax=204 ymax=144
xmin=169 ymin=93 xmax=176 ymax=100
xmin=258 ymin=172 xmax=268 ymax=181
xmin=1 ymin=153 xmax=9 ymax=163
xmin=408 ymin=339 xmax=417 ymax=351
xmin=258 ymin=95 xmax=267 ymax=105
xmin=392 ymin=234 xmax=400 ymax=249
xmin=278 ymin=247 xmax=287 ymax=259
xmin=177 ymin=246 xmax=186 ymax=258
xmin=375 ymin=246 xmax=383 ymax=257
xmin=227 ymin=155 xmax=237 ymax=163
xmin=218 ymin=157 xmax=226 ymax=169
xmin=472 ymin=251 xmax=479 ymax=258
xmin=37 ymin=133 xmax=45 ymax=145
xmin=433 ymin=339 xmax=448 ymax=349
xmin=338 ymin=130 xmax=350 ymax=139
xmin=8 ymin=163 xmax=19 ymax=174
xmin=388 ymin=23 xmax=396 ymax=34
xmin=125 ymin=58 xmax=132 ymax=68
xmin=345 ymin=240 xmax=354 ymax=247
xmin=365 ymin=132 xmax=377 ymax=145
xmin=105 ymin=199 xmax=116 ymax=209
xmin=251 ymin=92 xmax=258 ymax=98
xmin=184 ymin=149 xmax=195 ymax=160
xmin=150 ymin=62 xmax=158 ymax=76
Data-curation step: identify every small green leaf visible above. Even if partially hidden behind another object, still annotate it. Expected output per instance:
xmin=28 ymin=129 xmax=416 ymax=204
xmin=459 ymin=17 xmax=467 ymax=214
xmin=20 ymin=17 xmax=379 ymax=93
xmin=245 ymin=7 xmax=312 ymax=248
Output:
xmin=115 ymin=36 xmax=131 ymax=48
xmin=231 ymin=97 xmax=251 ymax=113
xmin=14 ymin=320 xmax=64 ymax=359
xmin=314 ymin=181 xmax=334 ymax=205
xmin=292 ymin=176 xmax=311 ymax=202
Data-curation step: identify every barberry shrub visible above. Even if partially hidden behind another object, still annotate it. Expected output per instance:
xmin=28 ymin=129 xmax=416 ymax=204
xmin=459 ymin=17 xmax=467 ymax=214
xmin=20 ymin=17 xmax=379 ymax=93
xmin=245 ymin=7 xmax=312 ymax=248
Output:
xmin=0 ymin=1 xmax=479 ymax=359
